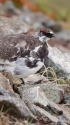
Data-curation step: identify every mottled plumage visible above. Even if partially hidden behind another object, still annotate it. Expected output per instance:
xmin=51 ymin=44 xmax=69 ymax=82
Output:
xmin=0 ymin=28 xmax=54 ymax=78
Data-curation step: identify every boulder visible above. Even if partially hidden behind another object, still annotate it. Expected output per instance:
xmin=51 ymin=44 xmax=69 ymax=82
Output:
xmin=45 ymin=44 xmax=70 ymax=79
xmin=0 ymin=16 xmax=30 ymax=37
xmin=0 ymin=73 xmax=35 ymax=119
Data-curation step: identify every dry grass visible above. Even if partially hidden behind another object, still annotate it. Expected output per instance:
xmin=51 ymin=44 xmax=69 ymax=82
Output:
xmin=0 ymin=112 xmax=19 ymax=125
xmin=0 ymin=105 xmax=33 ymax=125
xmin=39 ymin=65 xmax=69 ymax=84
xmin=0 ymin=110 xmax=31 ymax=125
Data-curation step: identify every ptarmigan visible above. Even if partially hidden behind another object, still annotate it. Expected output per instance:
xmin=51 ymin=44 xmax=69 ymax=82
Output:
xmin=0 ymin=28 xmax=54 ymax=78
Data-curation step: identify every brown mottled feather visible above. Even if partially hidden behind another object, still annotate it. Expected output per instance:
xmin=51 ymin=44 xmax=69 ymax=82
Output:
xmin=0 ymin=32 xmax=48 ymax=61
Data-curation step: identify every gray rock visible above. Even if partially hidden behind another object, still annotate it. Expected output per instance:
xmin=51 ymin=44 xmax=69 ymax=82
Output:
xmin=21 ymin=12 xmax=62 ymax=32
xmin=63 ymin=86 xmax=70 ymax=104
xmin=0 ymin=16 xmax=30 ymax=37
xmin=4 ymin=0 xmax=21 ymax=15
xmin=57 ymin=121 xmax=68 ymax=125
xmin=19 ymin=78 xmax=64 ymax=103
xmin=21 ymin=86 xmax=70 ymax=124
xmin=21 ymin=86 xmax=62 ymax=124
xmin=0 ymin=74 xmax=35 ymax=119
xmin=64 ymin=94 xmax=70 ymax=104
xmin=21 ymin=86 xmax=63 ymax=115
xmin=22 ymin=86 xmax=48 ymax=107
xmin=0 ymin=73 xmax=13 ymax=92
xmin=0 ymin=85 xmax=35 ymax=119
xmin=24 ymin=74 xmax=47 ymax=85
xmin=56 ymin=30 xmax=70 ymax=40
xmin=46 ymin=45 xmax=70 ymax=79
xmin=33 ymin=105 xmax=59 ymax=124
xmin=37 ymin=83 xmax=64 ymax=104
xmin=0 ymin=3 xmax=5 ymax=15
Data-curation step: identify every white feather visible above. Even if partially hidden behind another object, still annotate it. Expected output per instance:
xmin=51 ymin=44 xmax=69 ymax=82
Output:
xmin=0 ymin=58 xmax=43 ymax=78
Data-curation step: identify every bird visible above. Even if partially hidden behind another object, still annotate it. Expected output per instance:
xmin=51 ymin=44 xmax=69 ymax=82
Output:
xmin=0 ymin=28 xmax=54 ymax=78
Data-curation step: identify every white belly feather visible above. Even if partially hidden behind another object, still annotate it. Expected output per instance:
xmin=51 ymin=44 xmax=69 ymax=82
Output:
xmin=0 ymin=58 xmax=43 ymax=78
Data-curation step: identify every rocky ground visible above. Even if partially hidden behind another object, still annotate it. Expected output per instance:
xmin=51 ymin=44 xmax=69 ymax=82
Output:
xmin=0 ymin=1 xmax=70 ymax=125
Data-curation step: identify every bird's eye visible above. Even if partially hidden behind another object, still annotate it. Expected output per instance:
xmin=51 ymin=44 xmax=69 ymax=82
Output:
xmin=40 ymin=30 xmax=48 ymax=36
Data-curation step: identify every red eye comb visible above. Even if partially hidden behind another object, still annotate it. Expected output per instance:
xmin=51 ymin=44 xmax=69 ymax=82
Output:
xmin=40 ymin=29 xmax=48 ymax=33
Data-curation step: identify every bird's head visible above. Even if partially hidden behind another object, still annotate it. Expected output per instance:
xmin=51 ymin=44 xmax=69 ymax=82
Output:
xmin=32 ymin=28 xmax=54 ymax=43
xmin=38 ymin=28 xmax=54 ymax=43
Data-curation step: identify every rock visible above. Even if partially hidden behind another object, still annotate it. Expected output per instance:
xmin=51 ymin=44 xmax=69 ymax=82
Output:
xmin=33 ymin=105 xmax=59 ymax=124
xmin=0 ymin=85 xmax=35 ymax=119
xmin=36 ymin=83 xmax=64 ymax=104
xmin=18 ymin=78 xmax=64 ymax=103
xmin=0 ymin=1 xmax=21 ymax=16
xmin=0 ymin=3 xmax=5 ymax=15
xmin=48 ymin=31 xmax=70 ymax=52
xmin=21 ymin=86 xmax=61 ymax=124
xmin=11 ymin=77 xmax=24 ymax=94
xmin=0 ymin=4 xmax=62 ymax=32
xmin=38 ymin=95 xmax=70 ymax=124
xmin=21 ymin=86 xmax=63 ymax=115
xmin=56 ymin=30 xmax=70 ymax=40
xmin=57 ymin=121 xmax=68 ymax=125
xmin=21 ymin=12 xmax=45 ymax=27
xmin=12 ymin=78 xmax=24 ymax=85
xmin=59 ymin=107 xmax=70 ymax=125
xmin=22 ymin=86 xmax=48 ymax=107
xmin=20 ymin=86 xmax=70 ymax=124
xmin=0 ymin=73 xmax=13 ymax=92
xmin=21 ymin=12 xmax=62 ymax=32
xmin=24 ymin=74 xmax=47 ymax=85
xmin=42 ymin=21 xmax=62 ymax=33
xmin=3 ymin=0 xmax=21 ymax=16
xmin=64 ymin=94 xmax=70 ymax=104
xmin=0 ymin=16 xmax=31 ymax=37
xmin=0 ymin=74 xmax=35 ymax=119
xmin=48 ymin=38 xmax=70 ymax=52
xmin=63 ymin=86 xmax=70 ymax=104
xmin=45 ymin=44 xmax=70 ymax=79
